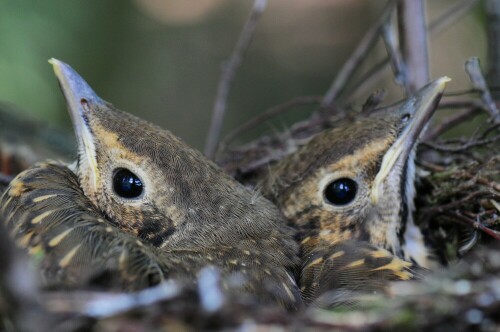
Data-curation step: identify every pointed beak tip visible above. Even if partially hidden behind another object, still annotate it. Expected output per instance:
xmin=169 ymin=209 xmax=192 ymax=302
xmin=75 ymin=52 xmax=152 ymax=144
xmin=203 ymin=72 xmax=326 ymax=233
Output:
xmin=48 ymin=57 xmax=60 ymax=66
xmin=49 ymin=58 xmax=103 ymax=107
xmin=425 ymin=76 xmax=451 ymax=98
xmin=410 ymin=76 xmax=451 ymax=110
xmin=48 ymin=58 xmax=70 ymax=80
xmin=435 ymin=76 xmax=452 ymax=89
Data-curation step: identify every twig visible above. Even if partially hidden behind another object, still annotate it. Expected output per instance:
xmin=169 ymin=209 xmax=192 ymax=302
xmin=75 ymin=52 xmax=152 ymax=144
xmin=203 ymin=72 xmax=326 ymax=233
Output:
xmin=423 ymin=107 xmax=481 ymax=140
xmin=438 ymin=99 xmax=484 ymax=108
xmin=397 ymin=0 xmax=430 ymax=93
xmin=422 ymin=134 xmax=500 ymax=152
xmin=321 ymin=0 xmax=396 ymax=109
xmin=217 ymin=96 xmax=322 ymax=155
xmin=380 ymin=18 xmax=407 ymax=88
xmin=443 ymin=88 xmax=480 ymax=97
xmin=422 ymin=191 xmax=487 ymax=219
xmin=346 ymin=0 xmax=479 ymax=104
xmin=480 ymin=122 xmax=500 ymax=138
xmin=445 ymin=211 xmax=500 ymax=240
xmin=465 ymin=57 xmax=500 ymax=122
xmin=419 ymin=161 xmax=500 ymax=193
xmin=485 ymin=0 xmax=500 ymax=98
xmin=204 ymin=0 xmax=268 ymax=159
xmin=428 ymin=0 xmax=479 ymax=35
xmin=361 ymin=90 xmax=387 ymax=113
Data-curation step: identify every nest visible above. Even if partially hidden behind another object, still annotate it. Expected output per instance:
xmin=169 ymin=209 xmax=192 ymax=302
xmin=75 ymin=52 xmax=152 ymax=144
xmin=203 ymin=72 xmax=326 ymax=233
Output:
xmin=1 ymin=1 xmax=500 ymax=331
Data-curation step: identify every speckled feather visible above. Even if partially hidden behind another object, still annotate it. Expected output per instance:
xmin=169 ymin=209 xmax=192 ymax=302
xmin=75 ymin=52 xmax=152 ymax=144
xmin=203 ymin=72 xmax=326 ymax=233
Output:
xmin=258 ymin=115 xmax=422 ymax=304
xmin=258 ymin=78 xmax=447 ymax=304
xmin=261 ymin=115 xmax=401 ymax=249
xmin=0 ymin=60 xmax=303 ymax=309
xmin=300 ymin=240 xmax=416 ymax=306
xmin=1 ymin=162 xmax=167 ymax=291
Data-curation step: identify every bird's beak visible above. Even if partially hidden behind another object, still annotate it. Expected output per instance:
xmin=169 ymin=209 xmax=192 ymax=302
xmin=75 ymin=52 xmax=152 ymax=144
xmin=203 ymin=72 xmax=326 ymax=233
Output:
xmin=371 ymin=77 xmax=450 ymax=204
xmin=50 ymin=58 xmax=103 ymax=189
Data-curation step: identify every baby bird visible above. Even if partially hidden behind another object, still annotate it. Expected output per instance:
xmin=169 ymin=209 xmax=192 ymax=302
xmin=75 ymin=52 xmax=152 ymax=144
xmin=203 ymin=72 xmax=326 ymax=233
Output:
xmin=259 ymin=78 xmax=449 ymax=304
xmin=0 ymin=59 xmax=302 ymax=309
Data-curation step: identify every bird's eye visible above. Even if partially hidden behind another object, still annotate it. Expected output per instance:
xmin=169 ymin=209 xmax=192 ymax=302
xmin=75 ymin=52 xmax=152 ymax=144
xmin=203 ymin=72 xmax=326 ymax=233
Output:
xmin=113 ymin=168 xmax=143 ymax=198
xmin=324 ymin=178 xmax=357 ymax=205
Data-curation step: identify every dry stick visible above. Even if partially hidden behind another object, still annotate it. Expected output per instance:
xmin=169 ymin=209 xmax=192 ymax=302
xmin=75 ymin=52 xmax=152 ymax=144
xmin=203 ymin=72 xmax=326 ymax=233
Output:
xmin=218 ymin=0 xmax=477 ymax=158
xmin=222 ymin=21 xmax=400 ymax=154
xmin=321 ymin=0 xmax=396 ymax=110
xmin=423 ymin=191 xmax=486 ymax=218
xmin=428 ymin=0 xmax=479 ymax=35
xmin=361 ymin=89 xmax=387 ymax=113
xmin=485 ymin=0 xmax=500 ymax=97
xmin=422 ymin=133 xmax=500 ymax=153
xmin=481 ymin=122 xmax=500 ymax=138
xmin=423 ymin=100 xmax=485 ymax=140
xmin=380 ymin=17 xmax=407 ymax=88
xmin=419 ymin=160 xmax=500 ymax=192
xmin=204 ymin=0 xmax=268 ymax=159
xmin=465 ymin=57 xmax=500 ymax=122
xmin=423 ymin=107 xmax=481 ymax=141
xmin=217 ymin=96 xmax=323 ymax=154
xmin=219 ymin=0 xmax=475 ymax=154
xmin=397 ymin=0 xmax=430 ymax=94
xmin=443 ymin=88 xmax=481 ymax=97
xmin=346 ymin=0 xmax=479 ymax=104
xmin=445 ymin=211 xmax=500 ymax=240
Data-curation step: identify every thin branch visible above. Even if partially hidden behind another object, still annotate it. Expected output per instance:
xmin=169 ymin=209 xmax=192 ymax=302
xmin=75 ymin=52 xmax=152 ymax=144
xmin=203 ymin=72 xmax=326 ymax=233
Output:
xmin=465 ymin=57 xmax=500 ymax=122
xmin=346 ymin=0 xmax=479 ymax=104
xmin=419 ymin=161 xmax=500 ymax=193
xmin=217 ymin=96 xmax=322 ymax=155
xmin=422 ymin=133 xmax=500 ymax=153
xmin=428 ymin=0 xmax=479 ymax=35
xmin=481 ymin=122 xmax=500 ymax=138
xmin=423 ymin=107 xmax=481 ymax=141
xmin=361 ymin=90 xmax=387 ymax=113
xmin=380 ymin=18 xmax=407 ymax=88
xmin=321 ymin=0 xmax=396 ymax=109
xmin=421 ymin=191 xmax=487 ymax=219
xmin=204 ymin=0 xmax=268 ymax=159
xmin=445 ymin=211 xmax=500 ymax=240
xmin=485 ymin=0 xmax=500 ymax=97
xmin=443 ymin=88 xmax=480 ymax=97
xmin=397 ymin=0 xmax=430 ymax=93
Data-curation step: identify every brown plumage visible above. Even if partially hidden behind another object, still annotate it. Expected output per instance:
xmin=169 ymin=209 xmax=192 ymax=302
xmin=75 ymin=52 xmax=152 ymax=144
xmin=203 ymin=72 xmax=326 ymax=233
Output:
xmin=0 ymin=60 xmax=302 ymax=309
xmin=259 ymin=78 xmax=449 ymax=305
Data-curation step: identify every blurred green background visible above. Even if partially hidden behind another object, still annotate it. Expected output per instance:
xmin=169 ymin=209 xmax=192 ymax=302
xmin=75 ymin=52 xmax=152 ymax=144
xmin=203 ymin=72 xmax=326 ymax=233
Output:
xmin=0 ymin=0 xmax=487 ymax=151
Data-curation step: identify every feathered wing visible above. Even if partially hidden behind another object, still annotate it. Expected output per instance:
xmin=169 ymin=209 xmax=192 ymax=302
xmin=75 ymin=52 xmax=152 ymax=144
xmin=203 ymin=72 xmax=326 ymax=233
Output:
xmin=0 ymin=162 xmax=302 ymax=308
xmin=1 ymin=162 xmax=169 ymax=291
xmin=300 ymin=240 xmax=420 ymax=307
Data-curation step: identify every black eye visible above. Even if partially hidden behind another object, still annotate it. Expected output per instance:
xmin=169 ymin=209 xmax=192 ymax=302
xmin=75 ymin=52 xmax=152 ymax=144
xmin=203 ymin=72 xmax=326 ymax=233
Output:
xmin=324 ymin=178 xmax=357 ymax=205
xmin=113 ymin=168 xmax=143 ymax=198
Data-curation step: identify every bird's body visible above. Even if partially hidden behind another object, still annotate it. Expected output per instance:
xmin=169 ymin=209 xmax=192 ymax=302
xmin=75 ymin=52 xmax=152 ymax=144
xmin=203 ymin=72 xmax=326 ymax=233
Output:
xmin=0 ymin=59 xmax=448 ymax=309
xmin=259 ymin=78 xmax=449 ymax=304
xmin=0 ymin=60 xmax=302 ymax=309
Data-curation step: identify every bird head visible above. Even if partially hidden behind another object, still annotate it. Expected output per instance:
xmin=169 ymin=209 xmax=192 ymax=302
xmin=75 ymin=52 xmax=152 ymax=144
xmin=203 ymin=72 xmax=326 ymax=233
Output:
xmin=261 ymin=78 xmax=449 ymax=266
xmin=50 ymin=59 xmax=290 ymax=251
